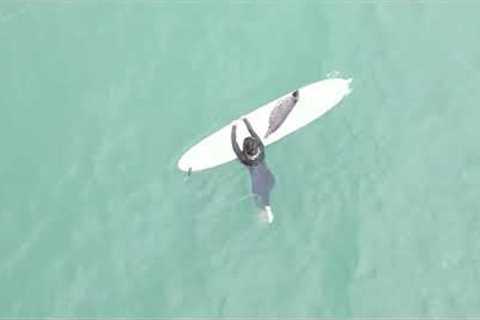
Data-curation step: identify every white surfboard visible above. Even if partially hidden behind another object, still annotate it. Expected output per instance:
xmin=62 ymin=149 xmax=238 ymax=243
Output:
xmin=178 ymin=78 xmax=352 ymax=173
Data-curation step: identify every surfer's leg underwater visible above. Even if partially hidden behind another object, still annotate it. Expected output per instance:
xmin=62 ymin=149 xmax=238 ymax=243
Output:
xmin=249 ymin=163 xmax=275 ymax=223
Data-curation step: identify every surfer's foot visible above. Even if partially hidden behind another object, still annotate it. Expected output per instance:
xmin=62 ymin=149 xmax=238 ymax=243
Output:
xmin=258 ymin=206 xmax=274 ymax=224
xmin=266 ymin=206 xmax=274 ymax=224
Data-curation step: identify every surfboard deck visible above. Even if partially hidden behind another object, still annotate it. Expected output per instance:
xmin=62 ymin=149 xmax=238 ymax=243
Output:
xmin=178 ymin=78 xmax=352 ymax=173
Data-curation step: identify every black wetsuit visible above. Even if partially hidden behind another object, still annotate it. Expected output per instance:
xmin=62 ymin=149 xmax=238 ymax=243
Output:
xmin=231 ymin=120 xmax=275 ymax=208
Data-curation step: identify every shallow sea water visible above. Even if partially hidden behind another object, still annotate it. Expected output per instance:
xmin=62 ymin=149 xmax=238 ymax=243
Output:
xmin=1 ymin=2 xmax=480 ymax=317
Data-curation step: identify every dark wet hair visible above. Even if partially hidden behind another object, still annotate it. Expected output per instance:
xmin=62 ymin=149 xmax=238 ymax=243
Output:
xmin=243 ymin=137 xmax=259 ymax=156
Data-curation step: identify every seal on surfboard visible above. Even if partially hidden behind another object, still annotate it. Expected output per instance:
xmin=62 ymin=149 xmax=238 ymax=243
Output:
xmin=264 ymin=90 xmax=299 ymax=139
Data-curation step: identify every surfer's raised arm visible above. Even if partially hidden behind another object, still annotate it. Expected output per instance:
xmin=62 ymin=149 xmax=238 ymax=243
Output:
xmin=231 ymin=124 xmax=247 ymax=163
xmin=243 ymin=118 xmax=264 ymax=154
xmin=243 ymin=118 xmax=259 ymax=140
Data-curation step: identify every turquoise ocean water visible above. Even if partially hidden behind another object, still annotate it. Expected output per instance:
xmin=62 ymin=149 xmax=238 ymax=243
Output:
xmin=1 ymin=2 xmax=480 ymax=317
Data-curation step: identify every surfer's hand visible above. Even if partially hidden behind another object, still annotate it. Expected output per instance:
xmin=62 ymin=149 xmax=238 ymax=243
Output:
xmin=243 ymin=118 xmax=253 ymax=131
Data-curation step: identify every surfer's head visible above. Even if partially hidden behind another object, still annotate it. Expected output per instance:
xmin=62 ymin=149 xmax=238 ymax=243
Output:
xmin=243 ymin=137 xmax=260 ymax=158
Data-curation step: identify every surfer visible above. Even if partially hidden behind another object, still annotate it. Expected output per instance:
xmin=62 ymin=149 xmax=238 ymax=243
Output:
xmin=231 ymin=118 xmax=275 ymax=223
